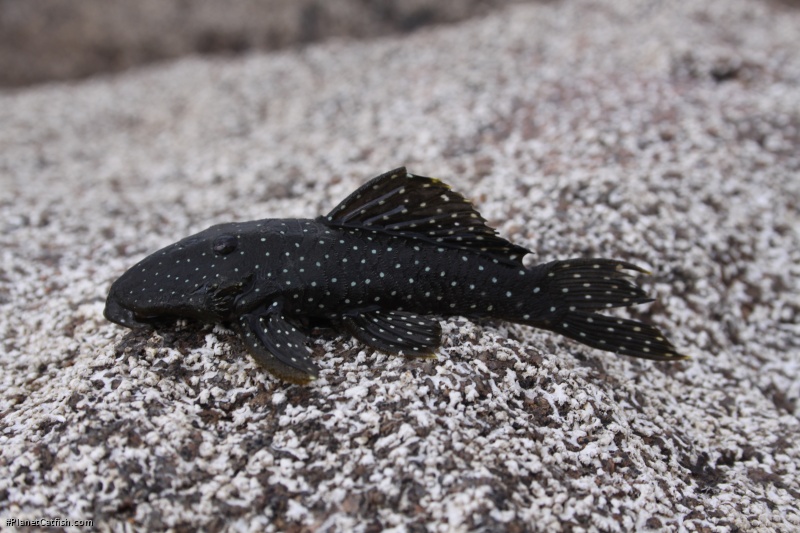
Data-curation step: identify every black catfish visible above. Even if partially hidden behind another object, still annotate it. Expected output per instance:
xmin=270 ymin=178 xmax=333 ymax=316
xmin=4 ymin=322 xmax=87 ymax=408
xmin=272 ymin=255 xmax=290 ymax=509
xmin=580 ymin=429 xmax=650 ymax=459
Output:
xmin=104 ymin=168 xmax=686 ymax=383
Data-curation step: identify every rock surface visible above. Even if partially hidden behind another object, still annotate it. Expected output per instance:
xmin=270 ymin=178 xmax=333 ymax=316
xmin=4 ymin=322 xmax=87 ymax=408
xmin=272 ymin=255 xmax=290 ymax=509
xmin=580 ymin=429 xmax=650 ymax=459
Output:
xmin=0 ymin=0 xmax=534 ymax=87
xmin=1 ymin=0 xmax=799 ymax=530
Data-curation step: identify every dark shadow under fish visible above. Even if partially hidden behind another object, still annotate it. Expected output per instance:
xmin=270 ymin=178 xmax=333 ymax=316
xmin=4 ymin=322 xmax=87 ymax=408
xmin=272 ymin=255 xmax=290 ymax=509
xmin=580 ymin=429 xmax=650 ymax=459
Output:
xmin=105 ymin=168 xmax=687 ymax=384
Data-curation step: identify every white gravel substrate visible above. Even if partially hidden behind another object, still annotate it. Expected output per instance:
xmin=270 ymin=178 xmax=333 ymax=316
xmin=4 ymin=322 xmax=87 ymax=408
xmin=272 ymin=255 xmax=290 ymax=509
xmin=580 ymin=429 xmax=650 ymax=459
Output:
xmin=1 ymin=0 xmax=799 ymax=531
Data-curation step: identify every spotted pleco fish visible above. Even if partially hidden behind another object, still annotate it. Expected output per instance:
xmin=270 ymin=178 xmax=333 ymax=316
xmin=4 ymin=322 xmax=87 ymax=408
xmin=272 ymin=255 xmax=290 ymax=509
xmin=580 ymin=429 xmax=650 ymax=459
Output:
xmin=104 ymin=168 xmax=687 ymax=383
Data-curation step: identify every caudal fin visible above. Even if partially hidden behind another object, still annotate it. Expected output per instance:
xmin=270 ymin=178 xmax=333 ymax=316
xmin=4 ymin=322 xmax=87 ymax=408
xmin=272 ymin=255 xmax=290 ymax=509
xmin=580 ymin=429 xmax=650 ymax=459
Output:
xmin=525 ymin=259 xmax=687 ymax=361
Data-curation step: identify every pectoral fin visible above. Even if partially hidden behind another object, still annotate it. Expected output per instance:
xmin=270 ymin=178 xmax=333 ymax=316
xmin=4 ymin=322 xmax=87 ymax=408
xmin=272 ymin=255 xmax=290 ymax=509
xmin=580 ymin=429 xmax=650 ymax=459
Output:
xmin=343 ymin=309 xmax=442 ymax=358
xmin=237 ymin=301 xmax=319 ymax=384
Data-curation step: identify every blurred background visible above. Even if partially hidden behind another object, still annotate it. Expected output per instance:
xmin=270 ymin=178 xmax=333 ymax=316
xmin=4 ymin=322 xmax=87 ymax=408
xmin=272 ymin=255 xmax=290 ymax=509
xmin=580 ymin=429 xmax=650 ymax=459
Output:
xmin=0 ymin=0 xmax=547 ymax=88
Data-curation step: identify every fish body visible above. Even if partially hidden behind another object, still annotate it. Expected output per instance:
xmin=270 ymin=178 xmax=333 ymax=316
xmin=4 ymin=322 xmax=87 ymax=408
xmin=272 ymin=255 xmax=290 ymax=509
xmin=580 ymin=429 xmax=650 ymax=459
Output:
xmin=105 ymin=168 xmax=686 ymax=383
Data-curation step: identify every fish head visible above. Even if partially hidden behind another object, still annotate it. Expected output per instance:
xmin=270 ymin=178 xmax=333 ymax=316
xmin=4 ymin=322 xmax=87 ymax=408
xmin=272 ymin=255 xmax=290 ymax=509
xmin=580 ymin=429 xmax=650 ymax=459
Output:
xmin=104 ymin=223 xmax=256 ymax=329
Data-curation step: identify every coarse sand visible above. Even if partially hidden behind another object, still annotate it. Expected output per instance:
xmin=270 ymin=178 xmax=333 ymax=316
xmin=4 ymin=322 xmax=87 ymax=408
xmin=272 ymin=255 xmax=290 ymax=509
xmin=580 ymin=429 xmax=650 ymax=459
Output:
xmin=1 ymin=0 xmax=799 ymax=530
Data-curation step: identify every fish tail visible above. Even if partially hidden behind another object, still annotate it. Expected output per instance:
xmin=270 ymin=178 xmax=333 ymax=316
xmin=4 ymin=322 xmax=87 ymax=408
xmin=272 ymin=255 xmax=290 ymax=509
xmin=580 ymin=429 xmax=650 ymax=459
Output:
xmin=522 ymin=259 xmax=687 ymax=361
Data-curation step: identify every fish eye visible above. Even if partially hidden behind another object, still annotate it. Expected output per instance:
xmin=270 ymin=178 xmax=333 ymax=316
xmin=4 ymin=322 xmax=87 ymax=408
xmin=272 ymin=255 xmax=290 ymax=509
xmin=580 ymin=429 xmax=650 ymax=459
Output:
xmin=212 ymin=234 xmax=237 ymax=255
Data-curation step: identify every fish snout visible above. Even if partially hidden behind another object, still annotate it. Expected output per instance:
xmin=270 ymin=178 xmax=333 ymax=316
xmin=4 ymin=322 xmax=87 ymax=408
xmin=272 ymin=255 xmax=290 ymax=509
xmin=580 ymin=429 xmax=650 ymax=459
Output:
xmin=104 ymin=295 xmax=150 ymax=329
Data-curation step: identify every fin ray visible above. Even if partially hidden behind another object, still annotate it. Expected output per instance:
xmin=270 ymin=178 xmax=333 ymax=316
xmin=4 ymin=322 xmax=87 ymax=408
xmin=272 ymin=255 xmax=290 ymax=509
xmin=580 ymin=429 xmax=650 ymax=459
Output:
xmin=344 ymin=309 xmax=442 ymax=357
xmin=554 ymin=311 xmax=686 ymax=361
xmin=543 ymin=259 xmax=653 ymax=310
xmin=239 ymin=301 xmax=319 ymax=383
xmin=524 ymin=259 xmax=686 ymax=360
xmin=320 ymin=167 xmax=530 ymax=265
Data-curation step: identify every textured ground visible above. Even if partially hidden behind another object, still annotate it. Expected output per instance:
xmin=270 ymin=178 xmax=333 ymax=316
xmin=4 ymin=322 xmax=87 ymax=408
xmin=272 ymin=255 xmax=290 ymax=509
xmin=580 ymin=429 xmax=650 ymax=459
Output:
xmin=1 ymin=0 xmax=799 ymax=531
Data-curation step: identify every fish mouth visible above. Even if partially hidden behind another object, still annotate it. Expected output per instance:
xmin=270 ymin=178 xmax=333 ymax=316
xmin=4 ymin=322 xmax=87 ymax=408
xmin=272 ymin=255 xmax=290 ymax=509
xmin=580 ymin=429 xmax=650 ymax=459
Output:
xmin=103 ymin=297 xmax=159 ymax=329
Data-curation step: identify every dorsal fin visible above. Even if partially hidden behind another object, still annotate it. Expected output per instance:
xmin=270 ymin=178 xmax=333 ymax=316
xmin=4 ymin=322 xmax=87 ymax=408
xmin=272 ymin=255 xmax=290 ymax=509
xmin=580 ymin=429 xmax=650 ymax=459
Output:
xmin=319 ymin=167 xmax=530 ymax=265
